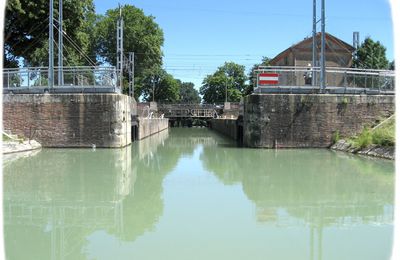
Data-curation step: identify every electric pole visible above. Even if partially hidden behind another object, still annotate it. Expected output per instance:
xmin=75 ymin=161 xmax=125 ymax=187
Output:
xmin=320 ymin=0 xmax=326 ymax=93
xmin=128 ymin=52 xmax=134 ymax=97
xmin=49 ymin=0 xmax=54 ymax=89
xmin=58 ymin=0 xmax=63 ymax=86
xmin=312 ymin=0 xmax=317 ymax=86
xmin=116 ymin=5 xmax=124 ymax=90
xmin=152 ymin=78 xmax=155 ymax=102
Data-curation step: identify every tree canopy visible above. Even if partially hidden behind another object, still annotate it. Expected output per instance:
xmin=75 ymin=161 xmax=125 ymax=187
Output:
xmin=4 ymin=0 xmax=95 ymax=67
xmin=352 ymin=37 xmax=389 ymax=69
xmin=178 ymin=82 xmax=201 ymax=104
xmin=246 ymin=56 xmax=271 ymax=95
xmin=139 ymin=67 xmax=180 ymax=103
xmin=94 ymin=5 xmax=164 ymax=75
xmin=93 ymin=4 xmax=165 ymax=96
xmin=200 ymin=62 xmax=247 ymax=104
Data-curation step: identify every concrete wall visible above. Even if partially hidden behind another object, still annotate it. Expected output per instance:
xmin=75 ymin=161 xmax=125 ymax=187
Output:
xmin=137 ymin=118 xmax=169 ymax=140
xmin=211 ymin=118 xmax=238 ymax=140
xmin=3 ymin=94 xmax=132 ymax=148
xmin=243 ymin=94 xmax=395 ymax=148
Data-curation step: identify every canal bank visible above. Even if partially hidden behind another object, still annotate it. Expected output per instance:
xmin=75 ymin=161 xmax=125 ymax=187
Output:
xmin=210 ymin=94 xmax=394 ymax=149
xmin=3 ymin=93 xmax=133 ymax=148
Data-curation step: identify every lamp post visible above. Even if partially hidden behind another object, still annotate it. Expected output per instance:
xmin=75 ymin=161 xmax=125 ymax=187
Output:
xmin=48 ymin=0 xmax=54 ymax=88
xmin=152 ymin=76 xmax=155 ymax=102
xmin=225 ymin=77 xmax=228 ymax=103
xmin=320 ymin=0 xmax=326 ymax=93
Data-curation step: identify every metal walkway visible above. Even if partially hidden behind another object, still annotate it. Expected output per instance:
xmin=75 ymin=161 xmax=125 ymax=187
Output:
xmin=3 ymin=66 xmax=120 ymax=94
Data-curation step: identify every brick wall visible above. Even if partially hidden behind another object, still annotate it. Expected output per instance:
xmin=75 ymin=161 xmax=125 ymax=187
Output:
xmin=243 ymin=94 xmax=395 ymax=148
xmin=3 ymin=94 xmax=132 ymax=148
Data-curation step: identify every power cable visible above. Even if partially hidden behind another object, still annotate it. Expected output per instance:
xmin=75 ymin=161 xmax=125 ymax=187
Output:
xmin=53 ymin=23 xmax=97 ymax=66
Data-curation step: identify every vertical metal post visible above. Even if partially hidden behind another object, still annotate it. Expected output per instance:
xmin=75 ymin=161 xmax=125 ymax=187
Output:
xmin=320 ymin=0 xmax=326 ymax=93
xmin=256 ymin=70 xmax=259 ymax=91
xmin=116 ymin=5 xmax=124 ymax=90
xmin=152 ymin=79 xmax=155 ymax=102
xmin=49 ymin=0 xmax=54 ymax=88
xmin=58 ymin=0 xmax=63 ymax=86
xmin=128 ymin=52 xmax=134 ymax=97
xmin=312 ymin=0 xmax=317 ymax=86
xmin=353 ymin=32 xmax=360 ymax=49
xmin=225 ymin=77 xmax=228 ymax=102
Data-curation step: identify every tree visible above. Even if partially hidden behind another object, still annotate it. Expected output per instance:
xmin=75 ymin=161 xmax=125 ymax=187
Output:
xmin=200 ymin=62 xmax=247 ymax=104
xmin=246 ymin=56 xmax=271 ymax=95
xmin=352 ymin=37 xmax=389 ymax=69
xmin=178 ymin=82 xmax=201 ymax=104
xmin=139 ymin=67 xmax=180 ymax=103
xmin=94 ymin=4 xmax=164 ymax=95
xmin=389 ymin=60 xmax=395 ymax=70
xmin=4 ymin=0 xmax=95 ymax=67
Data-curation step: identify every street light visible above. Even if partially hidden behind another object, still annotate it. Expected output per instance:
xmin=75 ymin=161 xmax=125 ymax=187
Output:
xmin=225 ymin=77 xmax=228 ymax=103
xmin=152 ymin=75 xmax=156 ymax=102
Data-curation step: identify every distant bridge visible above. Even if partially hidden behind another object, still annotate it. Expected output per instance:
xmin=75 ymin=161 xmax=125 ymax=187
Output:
xmin=159 ymin=106 xmax=218 ymax=119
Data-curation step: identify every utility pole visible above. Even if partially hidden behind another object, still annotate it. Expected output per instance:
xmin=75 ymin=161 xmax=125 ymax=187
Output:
xmin=152 ymin=77 xmax=155 ymax=102
xmin=225 ymin=77 xmax=228 ymax=103
xmin=48 ymin=0 xmax=54 ymax=89
xmin=116 ymin=5 xmax=124 ymax=90
xmin=128 ymin=52 xmax=134 ymax=97
xmin=312 ymin=0 xmax=317 ymax=86
xmin=320 ymin=0 xmax=326 ymax=93
xmin=58 ymin=0 xmax=63 ymax=86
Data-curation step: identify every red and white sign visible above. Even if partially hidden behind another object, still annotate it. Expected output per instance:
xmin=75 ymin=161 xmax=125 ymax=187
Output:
xmin=258 ymin=73 xmax=279 ymax=85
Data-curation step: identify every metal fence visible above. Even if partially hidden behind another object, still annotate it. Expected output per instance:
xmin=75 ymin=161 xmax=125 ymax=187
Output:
xmin=254 ymin=66 xmax=395 ymax=94
xmin=3 ymin=66 xmax=119 ymax=93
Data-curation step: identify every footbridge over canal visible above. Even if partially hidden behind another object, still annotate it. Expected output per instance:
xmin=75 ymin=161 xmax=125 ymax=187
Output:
xmin=138 ymin=103 xmax=231 ymax=127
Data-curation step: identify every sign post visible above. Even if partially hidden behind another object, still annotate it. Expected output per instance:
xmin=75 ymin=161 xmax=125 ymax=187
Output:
xmin=258 ymin=73 xmax=279 ymax=86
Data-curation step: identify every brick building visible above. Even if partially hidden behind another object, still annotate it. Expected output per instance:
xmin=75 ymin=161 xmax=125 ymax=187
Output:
xmin=270 ymin=32 xmax=355 ymax=68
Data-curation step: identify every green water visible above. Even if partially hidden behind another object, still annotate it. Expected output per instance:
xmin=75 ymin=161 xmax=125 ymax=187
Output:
xmin=2 ymin=128 xmax=394 ymax=260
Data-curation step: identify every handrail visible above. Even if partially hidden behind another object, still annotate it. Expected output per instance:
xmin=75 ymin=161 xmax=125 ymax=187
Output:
xmin=253 ymin=66 xmax=395 ymax=92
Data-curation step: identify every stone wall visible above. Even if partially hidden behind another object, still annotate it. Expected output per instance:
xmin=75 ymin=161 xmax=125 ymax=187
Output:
xmin=137 ymin=118 xmax=169 ymax=140
xmin=211 ymin=119 xmax=238 ymax=140
xmin=243 ymin=94 xmax=395 ymax=148
xmin=3 ymin=94 xmax=132 ymax=148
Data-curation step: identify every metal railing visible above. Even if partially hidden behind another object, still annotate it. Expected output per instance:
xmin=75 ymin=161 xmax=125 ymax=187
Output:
xmin=254 ymin=66 xmax=395 ymax=94
xmin=3 ymin=66 xmax=119 ymax=92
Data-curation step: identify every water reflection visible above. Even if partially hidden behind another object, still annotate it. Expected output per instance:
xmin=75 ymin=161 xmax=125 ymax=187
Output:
xmin=3 ymin=146 xmax=134 ymax=260
xmin=3 ymin=130 xmax=171 ymax=259
xmin=3 ymin=128 xmax=394 ymax=260
xmin=201 ymin=145 xmax=394 ymax=259
xmin=201 ymin=146 xmax=393 ymax=225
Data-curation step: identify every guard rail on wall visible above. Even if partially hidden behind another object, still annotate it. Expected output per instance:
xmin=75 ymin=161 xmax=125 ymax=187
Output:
xmin=254 ymin=66 xmax=395 ymax=94
xmin=3 ymin=66 xmax=119 ymax=93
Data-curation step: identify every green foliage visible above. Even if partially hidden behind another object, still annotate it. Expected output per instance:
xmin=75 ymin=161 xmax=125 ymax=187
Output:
xmin=332 ymin=131 xmax=340 ymax=144
xmin=349 ymin=117 xmax=395 ymax=149
xmin=246 ymin=56 xmax=271 ymax=95
xmin=139 ymin=67 xmax=180 ymax=102
xmin=371 ymin=117 xmax=395 ymax=147
xmin=4 ymin=0 xmax=96 ymax=67
xmin=94 ymin=4 xmax=164 ymax=90
xmin=352 ymin=37 xmax=389 ymax=69
xmin=351 ymin=128 xmax=373 ymax=149
xmin=389 ymin=60 xmax=395 ymax=70
xmin=178 ymin=82 xmax=201 ymax=104
xmin=200 ymin=62 xmax=247 ymax=103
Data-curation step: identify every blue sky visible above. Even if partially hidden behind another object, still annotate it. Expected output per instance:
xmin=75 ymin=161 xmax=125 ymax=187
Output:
xmin=94 ymin=0 xmax=394 ymax=90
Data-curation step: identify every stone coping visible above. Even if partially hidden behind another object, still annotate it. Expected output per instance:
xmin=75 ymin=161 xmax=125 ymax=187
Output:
xmin=2 ymin=140 xmax=42 ymax=154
